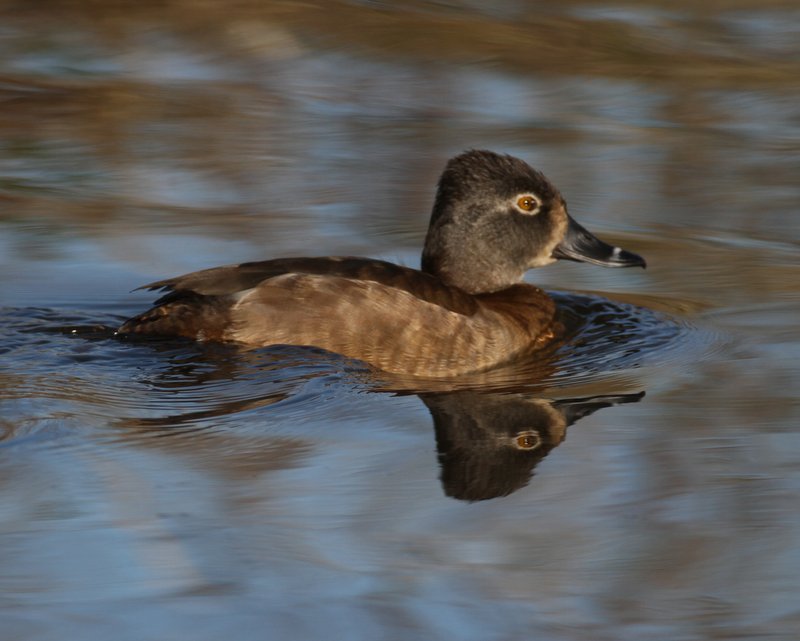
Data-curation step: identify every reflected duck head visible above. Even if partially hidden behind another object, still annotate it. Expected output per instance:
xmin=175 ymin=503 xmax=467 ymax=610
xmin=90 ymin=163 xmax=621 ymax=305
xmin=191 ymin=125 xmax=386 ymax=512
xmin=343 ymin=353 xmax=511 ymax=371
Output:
xmin=422 ymin=150 xmax=646 ymax=294
xmin=423 ymin=389 xmax=646 ymax=502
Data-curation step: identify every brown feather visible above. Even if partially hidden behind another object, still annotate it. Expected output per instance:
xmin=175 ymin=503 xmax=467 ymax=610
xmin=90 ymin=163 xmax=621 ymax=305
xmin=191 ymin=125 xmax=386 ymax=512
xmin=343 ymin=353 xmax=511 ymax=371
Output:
xmin=226 ymin=275 xmax=556 ymax=376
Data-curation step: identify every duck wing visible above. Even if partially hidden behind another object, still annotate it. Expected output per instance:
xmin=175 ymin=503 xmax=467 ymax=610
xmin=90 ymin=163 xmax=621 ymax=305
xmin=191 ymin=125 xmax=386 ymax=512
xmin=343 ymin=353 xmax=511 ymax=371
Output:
xmin=136 ymin=256 xmax=478 ymax=314
xmin=120 ymin=257 xmax=481 ymax=342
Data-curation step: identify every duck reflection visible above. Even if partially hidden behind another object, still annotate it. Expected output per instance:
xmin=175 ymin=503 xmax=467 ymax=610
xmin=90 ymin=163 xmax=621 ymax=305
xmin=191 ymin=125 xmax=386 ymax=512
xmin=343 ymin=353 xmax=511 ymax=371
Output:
xmin=60 ymin=314 xmax=650 ymax=499
xmin=421 ymin=390 xmax=644 ymax=501
xmin=109 ymin=338 xmax=644 ymax=501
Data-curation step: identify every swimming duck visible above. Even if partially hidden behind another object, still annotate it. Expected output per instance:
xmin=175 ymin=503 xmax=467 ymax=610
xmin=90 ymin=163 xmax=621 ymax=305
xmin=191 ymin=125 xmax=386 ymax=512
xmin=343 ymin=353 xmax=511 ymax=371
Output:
xmin=119 ymin=150 xmax=645 ymax=376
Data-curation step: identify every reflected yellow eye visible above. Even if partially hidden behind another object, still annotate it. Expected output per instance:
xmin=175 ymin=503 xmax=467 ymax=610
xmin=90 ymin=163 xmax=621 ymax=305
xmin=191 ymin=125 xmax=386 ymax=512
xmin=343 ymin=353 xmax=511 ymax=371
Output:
xmin=516 ymin=195 xmax=539 ymax=213
xmin=514 ymin=432 xmax=542 ymax=450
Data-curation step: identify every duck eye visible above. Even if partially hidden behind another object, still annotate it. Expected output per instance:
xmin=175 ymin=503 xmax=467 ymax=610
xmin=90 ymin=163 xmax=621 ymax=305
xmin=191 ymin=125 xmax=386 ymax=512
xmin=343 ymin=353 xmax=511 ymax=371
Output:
xmin=514 ymin=431 xmax=542 ymax=450
xmin=515 ymin=195 xmax=539 ymax=214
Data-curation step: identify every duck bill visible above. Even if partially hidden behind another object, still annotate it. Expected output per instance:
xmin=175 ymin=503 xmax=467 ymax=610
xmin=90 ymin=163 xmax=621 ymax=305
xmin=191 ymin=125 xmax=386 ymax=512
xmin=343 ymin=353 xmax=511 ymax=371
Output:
xmin=552 ymin=216 xmax=646 ymax=268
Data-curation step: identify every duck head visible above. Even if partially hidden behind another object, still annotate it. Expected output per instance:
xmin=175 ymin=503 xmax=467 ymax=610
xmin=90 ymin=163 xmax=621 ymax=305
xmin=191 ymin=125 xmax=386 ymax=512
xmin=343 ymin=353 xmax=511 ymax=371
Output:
xmin=421 ymin=150 xmax=646 ymax=294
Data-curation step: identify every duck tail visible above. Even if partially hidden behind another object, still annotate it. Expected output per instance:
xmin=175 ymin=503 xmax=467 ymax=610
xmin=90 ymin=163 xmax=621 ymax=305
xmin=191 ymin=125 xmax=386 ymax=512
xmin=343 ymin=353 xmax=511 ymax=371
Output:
xmin=118 ymin=294 xmax=231 ymax=342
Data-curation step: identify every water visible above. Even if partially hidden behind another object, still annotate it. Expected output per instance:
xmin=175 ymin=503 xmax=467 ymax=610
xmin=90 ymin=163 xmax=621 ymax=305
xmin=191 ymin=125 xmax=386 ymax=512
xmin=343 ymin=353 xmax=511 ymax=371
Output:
xmin=1 ymin=1 xmax=799 ymax=639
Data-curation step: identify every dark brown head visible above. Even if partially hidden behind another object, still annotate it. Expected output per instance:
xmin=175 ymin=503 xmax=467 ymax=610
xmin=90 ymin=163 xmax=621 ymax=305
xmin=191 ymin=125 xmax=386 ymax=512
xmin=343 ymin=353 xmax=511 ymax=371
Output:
xmin=421 ymin=150 xmax=645 ymax=294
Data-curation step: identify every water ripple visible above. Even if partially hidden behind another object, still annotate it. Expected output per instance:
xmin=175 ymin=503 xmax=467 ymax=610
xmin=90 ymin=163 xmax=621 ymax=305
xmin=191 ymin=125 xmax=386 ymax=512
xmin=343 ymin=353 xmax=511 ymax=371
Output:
xmin=1 ymin=294 xmax=724 ymax=447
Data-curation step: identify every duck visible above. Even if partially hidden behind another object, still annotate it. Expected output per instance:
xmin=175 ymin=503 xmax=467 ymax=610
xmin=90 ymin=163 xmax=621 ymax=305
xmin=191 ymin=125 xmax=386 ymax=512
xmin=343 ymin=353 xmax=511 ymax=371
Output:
xmin=118 ymin=150 xmax=645 ymax=377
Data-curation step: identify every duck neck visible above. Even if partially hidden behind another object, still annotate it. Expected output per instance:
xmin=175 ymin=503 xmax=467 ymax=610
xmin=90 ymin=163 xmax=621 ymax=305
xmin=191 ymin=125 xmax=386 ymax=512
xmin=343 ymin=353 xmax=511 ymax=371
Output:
xmin=421 ymin=236 xmax=524 ymax=294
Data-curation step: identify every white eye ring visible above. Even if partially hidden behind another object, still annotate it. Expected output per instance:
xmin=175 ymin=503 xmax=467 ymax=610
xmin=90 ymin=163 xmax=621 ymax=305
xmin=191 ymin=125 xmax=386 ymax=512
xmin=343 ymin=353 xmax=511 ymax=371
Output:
xmin=514 ymin=194 xmax=541 ymax=215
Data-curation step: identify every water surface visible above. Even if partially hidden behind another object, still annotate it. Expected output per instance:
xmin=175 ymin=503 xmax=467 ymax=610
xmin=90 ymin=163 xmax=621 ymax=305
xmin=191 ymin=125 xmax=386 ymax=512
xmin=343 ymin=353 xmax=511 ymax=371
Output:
xmin=1 ymin=1 xmax=799 ymax=639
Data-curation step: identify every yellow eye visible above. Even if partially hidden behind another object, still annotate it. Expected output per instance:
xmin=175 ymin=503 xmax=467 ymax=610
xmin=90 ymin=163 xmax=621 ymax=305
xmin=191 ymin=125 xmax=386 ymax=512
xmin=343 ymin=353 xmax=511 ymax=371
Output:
xmin=516 ymin=195 xmax=538 ymax=213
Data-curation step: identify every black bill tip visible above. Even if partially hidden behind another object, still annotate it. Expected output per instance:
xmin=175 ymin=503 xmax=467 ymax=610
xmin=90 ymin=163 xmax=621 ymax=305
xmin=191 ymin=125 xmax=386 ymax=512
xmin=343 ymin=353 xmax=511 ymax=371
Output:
xmin=606 ymin=246 xmax=647 ymax=269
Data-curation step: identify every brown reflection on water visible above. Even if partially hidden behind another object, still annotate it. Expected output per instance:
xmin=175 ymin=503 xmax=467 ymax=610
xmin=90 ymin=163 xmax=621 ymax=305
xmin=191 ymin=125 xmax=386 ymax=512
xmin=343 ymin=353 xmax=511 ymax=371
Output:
xmin=2 ymin=0 xmax=797 ymax=263
xmin=423 ymin=389 xmax=644 ymax=501
xmin=101 ymin=334 xmax=646 ymax=502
